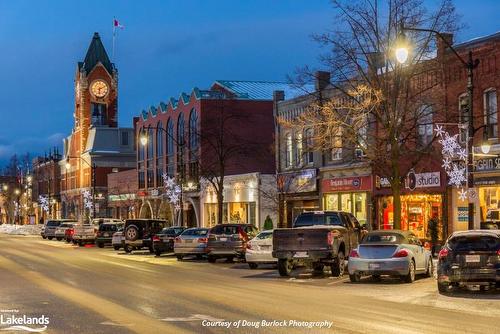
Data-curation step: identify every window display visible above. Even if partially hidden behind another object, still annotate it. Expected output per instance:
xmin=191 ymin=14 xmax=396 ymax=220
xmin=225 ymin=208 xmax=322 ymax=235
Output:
xmin=323 ymin=192 xmax=368 ymax=226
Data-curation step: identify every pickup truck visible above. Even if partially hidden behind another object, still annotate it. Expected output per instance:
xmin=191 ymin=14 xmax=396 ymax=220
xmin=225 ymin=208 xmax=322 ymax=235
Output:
xmin=272 ymin=211 xmax=364 ymax=277
xmin=73 ymin=218 xmax=123 ymax=246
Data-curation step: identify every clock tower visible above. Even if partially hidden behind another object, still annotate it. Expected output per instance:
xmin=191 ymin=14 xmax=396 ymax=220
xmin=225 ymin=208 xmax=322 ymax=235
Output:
xmin=73 ymin=32 xmax=118 ymax=155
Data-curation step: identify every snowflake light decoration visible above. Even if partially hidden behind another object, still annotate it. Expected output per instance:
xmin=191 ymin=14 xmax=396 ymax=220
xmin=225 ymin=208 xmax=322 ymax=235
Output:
xmin=162 ymin=173 xmax=181 ymax=211
xmin=458 ymin=188 xmax=468 ymax=201
xmin=82 ymin=190 xmax=94 ymax=211
xmin=38 ymin=195 xmax=49 ymax=213
xmin=448 ymin=164 xmax=467 ymax=188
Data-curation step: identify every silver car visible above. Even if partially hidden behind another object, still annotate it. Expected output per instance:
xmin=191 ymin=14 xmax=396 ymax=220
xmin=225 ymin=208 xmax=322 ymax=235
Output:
xmin=43 ymin=219 xmax=74 ymax=240
xmin=348 ymin=230 xmax=433 ymax=283
xmin=174 ymin=228 xmax=209 ymax=260
xmin=54 ymin=222 xmax=75 ymax=241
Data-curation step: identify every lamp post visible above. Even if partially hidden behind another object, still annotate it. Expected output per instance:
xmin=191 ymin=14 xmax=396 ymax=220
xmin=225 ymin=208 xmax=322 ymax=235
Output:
xmin=65 ymin=156 xmax=97 ymax=220
xmin=140 ymin=125 xmax=186 ymax=226
xmin=396 ymin=25 xmax=480 ymax=230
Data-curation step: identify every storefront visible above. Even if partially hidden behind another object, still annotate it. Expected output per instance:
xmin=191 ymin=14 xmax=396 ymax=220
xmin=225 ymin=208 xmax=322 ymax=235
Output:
xmin=471 ymin=154 xmax=500 ymax=229
xmin=321 ymin=175 xmax=372 ymax=227
xmin=375 ymin=171 xmax=446 ymax=240
xmin=279 ymin=169 xmax=319 ymax=227
xmin=201 ymin=173 xmax=277 ymax=229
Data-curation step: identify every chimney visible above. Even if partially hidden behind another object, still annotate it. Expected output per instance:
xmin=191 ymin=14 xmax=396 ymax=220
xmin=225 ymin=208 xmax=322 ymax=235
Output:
xmin=437 ymin=33 xmax=454 ymax=59
xmin=273 ymin=90 xmax=285 ymax=103
xmin=315 ymin=71 xmax=331 ymax=92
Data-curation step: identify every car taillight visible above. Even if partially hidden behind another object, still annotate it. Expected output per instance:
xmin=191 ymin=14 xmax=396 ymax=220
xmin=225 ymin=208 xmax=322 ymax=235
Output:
xmin=69 ymin=229 xmax=74 ymax=235
xmin=175 ymin=237 xmax=182 ymax=243
xmin=198 ymin=237 xmax=208 ymax=243
xmin=349 ymin=249 xmax=359 ymax=258
xmin=239 ymin=232 xmax=245 ymax=240
xmin=327 ymin=232 xmax=333 ymax=245
xmin=438 ymin=248 xmax=449 ymax=259
xmin=393 ymin=249 xmax=409 ymax=258
xmin=496 ymin=249 xmax=500 ymax=256
xmin=152 ymin=235 xmax=160 ymax=242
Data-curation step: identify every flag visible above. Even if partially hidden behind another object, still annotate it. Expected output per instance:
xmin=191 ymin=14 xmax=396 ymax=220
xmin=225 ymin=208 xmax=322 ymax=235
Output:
xmin=113 ymin=19 xmax=124 ymax=29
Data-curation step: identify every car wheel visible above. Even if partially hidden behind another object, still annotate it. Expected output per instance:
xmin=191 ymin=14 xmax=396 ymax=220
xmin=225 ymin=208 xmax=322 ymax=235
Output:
xmin=312 ymin=263 xmax=324 ymax=274
xmin=425 ymin=257 xmax=434 ymax=278
xmin=42 ymin=236 xmax=47 ymax=239
xmin=438 ymin=282 xmax=451 ymax=294
xmin=113 ymin=246 xmax=120 ymax=251
xmin=97 ymin=242 xmax=104 ymax=248
xmin=65 ymin=238 xmax=71 ymax=243
xmin=207 ymin=255 xmax=217 ymax=263
xmin=176 ymin=255 xmax=183 ymax=261
xmin=225 ymin=257 xmax=234 ymax=263
xmin=149 ymin=246 xmax=155 ymax=254
xmin=56 ymin=237 xmax=62 ymax=241
xmin=155 ymin=250 xmax=162 ymax=257
xmin=48 ymin=237 xmax=53 ymax=240
xmin=248 ymin=262 xmax=258 ymax=269
xmin=372 ymin=275 xmax=381 ymax=281
xmin=196 ymin=254 xmax=203 ymax=260
xmin=72 ymin=239 xmax=77 ymax=244
xmin=349 ymin=273 xmax=361 ymax=283
xmin=124 ymin=244 xmax=132 ymax=253
xmin=125 ymin=225 xmax=139 ymax=241
xmin=78 ymin=241 xmax=84 ymax=247
xmin=402 ymin=260 xmax=416 ymax=283
xmin=277 ymin=259 xmax=293 ymax=277
xmin=331 ymin=251 xmax=345 ymax=277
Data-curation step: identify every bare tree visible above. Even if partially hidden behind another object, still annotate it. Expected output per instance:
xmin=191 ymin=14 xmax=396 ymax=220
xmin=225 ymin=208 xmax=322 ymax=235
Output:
xmin=284 ymin=0 xmax=460 ymax=229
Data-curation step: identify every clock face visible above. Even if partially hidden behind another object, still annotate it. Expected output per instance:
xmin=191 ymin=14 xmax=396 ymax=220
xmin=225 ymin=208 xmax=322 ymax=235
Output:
xmin=91 ymin=80 xmax=109 ymax=98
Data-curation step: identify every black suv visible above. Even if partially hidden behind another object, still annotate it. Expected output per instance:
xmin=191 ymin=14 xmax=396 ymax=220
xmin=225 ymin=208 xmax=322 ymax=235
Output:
xmin=123 ymin=219 xmax=168 ymax=253
xmin=152 ymin=226 xmax=186 ymax=256
xmin=207 ymin=224 xmax=259 ymax=263
xmin=96 ymin=222 xmax=124 ymax=248
xmin=437 ymin=230 xmax=500 ymax=293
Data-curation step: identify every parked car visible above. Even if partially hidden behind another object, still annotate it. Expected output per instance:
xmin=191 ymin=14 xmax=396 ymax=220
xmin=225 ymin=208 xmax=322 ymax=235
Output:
xmin=54 ymin=222 xmax=76 ymax=241
xmin=123 ymin=219 xmax=169 ymax=253
xmin=96 ymin=221 xmax=124 ymax=248
xmin=246 ymin=230 xmax=275 ymax=269
xmin=152 ymin=226 xmax=186 ymax=256
xmin=112 ymin=230 xmax=125 ymax=251
xmin=273 ymin=211 xmax=363 ymax=277
xmin=43 ymin=219 xmax=75 ymax=240
xmin=348 ymin=230 xmax=433 ymax=283
xmin=73 ymin=218 xmax=122 ymax=246
xmin=174 ymin=228 xmax=210 ymax=260
xmin=437 ymin=230 xmax=500 ymax=293
xmin=206 ymin=224 xmax=259 ymax=263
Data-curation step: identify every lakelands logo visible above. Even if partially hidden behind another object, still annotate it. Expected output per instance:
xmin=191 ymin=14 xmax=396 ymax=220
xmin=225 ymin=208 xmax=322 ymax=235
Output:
xmin=0 ymin=314 xmax=49 ymax=332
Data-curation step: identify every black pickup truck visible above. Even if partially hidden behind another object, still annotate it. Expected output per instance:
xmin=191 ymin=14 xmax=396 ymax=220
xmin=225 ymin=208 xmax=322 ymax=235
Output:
xmin=273 ymin=211 xmax=364 ymax=277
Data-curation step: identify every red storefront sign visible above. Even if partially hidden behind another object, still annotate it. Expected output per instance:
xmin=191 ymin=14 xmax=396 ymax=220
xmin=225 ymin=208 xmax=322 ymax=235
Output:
xmin=322 ymin=176 xmax=372 ymax=192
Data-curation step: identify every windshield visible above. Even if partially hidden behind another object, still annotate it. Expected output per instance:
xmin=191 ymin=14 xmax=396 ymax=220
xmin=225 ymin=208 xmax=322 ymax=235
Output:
xmin=256 ymin=231 xmax=273 ymax=240
xmin=293 ymin=214 xmax=342 ymax=228
xmin=363 ymin=233 xmax=404 ymax=244
xmin=448 ymin=235 xmax=500 ymax=252
xmin=46 ymin=221 xmax=60 ymax=227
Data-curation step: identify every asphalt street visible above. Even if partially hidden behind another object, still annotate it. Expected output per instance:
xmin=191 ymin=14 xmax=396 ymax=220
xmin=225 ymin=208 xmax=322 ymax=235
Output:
xmin=0 ymin=234 xmax=499 ymax=334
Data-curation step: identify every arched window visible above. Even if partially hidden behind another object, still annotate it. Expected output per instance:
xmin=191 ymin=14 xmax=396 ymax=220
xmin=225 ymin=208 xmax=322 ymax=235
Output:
xmin=138 ymin=127 xmax=145 ymax=161
xmin=484 ymin=88 xmax=498 ymax=138
xmin=166 ymin=119 xmax=174 ymax=176
xmin=177 ymin=113 xmax=185 ymax=179
xmin=147 ymin=127 xmax=154 ymax=159
xmin=177 ymin=113 xmax=185 ymax=146
xmin=156 ymin=122 xmax=163 ymax=157
xmin=285 ymin=133 xmax=293 ymax=168
xmin=189 ymin=108 xmax=198 ymax=154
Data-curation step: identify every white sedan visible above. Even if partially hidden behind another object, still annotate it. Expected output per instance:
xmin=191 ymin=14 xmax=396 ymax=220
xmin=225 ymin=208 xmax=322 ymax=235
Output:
xmin=245 ymin=230 xmax=276 ymax=269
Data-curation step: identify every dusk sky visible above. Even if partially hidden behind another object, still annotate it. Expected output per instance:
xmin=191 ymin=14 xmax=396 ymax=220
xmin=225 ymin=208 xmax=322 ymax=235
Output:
xmin=0 ymin=0 xmax=498 ymax=165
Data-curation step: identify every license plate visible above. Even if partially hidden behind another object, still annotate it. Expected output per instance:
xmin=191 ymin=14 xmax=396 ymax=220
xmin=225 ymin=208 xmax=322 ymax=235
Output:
xmin=104 ymin=233 xmax=110 ymax=237
xmin=293 ymin=251 xmax=308 ymax=258
xmin=369 ymin=263 xmax=381 ymax=269
xmin=219 ymin=237 xmax=227 ymax=242
xmin=260 ymin=245 xmax=270 ymax=250
xmin=465 ymin=255 xmax=480 ymax=263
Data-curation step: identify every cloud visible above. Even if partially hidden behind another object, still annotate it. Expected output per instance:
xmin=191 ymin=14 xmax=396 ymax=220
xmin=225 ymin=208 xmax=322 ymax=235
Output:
xmin=0 ymin=132 xmax=66 ymax=161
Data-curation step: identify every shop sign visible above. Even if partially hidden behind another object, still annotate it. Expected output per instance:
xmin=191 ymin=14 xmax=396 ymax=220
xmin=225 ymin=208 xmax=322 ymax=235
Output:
xmin=322 ymin=175 xmax=371 ymax=192
xmin=375 ymin=176 xmax=391 ymax=189
xmin=150 ymin=189 xmax=159 ymax=197
xmin=405 ymin=171 xmax=441 ymax=190
xmin=279 ymin=169 xmax=317 ymax=193
xmin=474 ymin=176 xmax=500 ymax=186
xmin=475 ymin=157 xmax=500 ymax=172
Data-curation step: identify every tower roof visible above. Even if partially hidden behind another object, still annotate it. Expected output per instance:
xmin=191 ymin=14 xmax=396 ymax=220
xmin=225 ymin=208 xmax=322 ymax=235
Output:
xmin=79 ymin=32 xmax=114 ymax=75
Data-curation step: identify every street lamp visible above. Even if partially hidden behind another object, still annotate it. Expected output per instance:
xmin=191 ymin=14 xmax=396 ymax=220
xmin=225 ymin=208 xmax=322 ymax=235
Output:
xmin=140 ymin=125 xmax=186 ymax=225
xmin=396 ymin=24 xmax=480 ymax=230
xmin=3 ymin=184 xmax=8 ymax=191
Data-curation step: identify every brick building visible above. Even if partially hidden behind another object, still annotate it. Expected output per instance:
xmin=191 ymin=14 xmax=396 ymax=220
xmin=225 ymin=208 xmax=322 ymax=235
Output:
xmin=136 ymin=81 xmax=301 ymax=228
xmin=32 ymin=149 xmax=62 ymax=222
xmin=59 ymin=32 xmax=135 ymax=221
xmin=107 ymin=169 xmax=138 ymax=219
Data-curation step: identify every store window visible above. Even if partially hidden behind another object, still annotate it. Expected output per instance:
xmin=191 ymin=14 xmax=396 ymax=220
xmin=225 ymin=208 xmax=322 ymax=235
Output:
xmin=479 ymin=187 xmax=500 ymax=223
xmin=378 ymin=194 xmax=442 ymax=240
xmin=323 ymin=192 xmax=368 ymax=226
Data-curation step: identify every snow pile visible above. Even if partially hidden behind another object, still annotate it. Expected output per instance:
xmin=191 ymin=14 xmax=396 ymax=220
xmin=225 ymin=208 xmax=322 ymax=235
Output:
xmin=0 ymin=224 xmax=43 ymax=236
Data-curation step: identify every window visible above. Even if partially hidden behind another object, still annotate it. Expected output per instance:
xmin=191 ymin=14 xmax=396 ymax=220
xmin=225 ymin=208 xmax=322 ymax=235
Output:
xmin=166 ymin=119 xmax=174 ymax=176
xmin=91 ymin=103 xmax=107 ymax=126
xmin=285 ymin=133 xmax=293 ymax=168
xmin=121 ymin=131 xmax=129 ymax=146
xmin=156 ymin=122 xmax=164 ymax=157
xmin=189 ymin=109 xmax=198 ymax=160
xmin=304 ymin=128 xmax=314 ymax=164
xmin=177 ymin=113 xmax=185 ymax=179
xmin=484 ymin=89 xmax=498 ymax=138
xmin=458 ymin=94 xmax=468 ymax=143
xmin=138 ymin=171 xmax=145 ymax=189
xmin=417 ymin=105 xmax=433 ymax=146
xmin=358 ymin=115 xmax=368 ymax=149
xmin=295 ymin=133 xmax=303 ymax=166
xmin=147 ymin=127 xmax=154 ymax=159
xmin=138 ymin=128 xmax=145 ymax=161
xmin=331 ymin=128 xmax=342 ymax=160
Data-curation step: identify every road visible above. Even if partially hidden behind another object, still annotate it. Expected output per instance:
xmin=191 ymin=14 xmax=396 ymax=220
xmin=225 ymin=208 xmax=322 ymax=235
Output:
xmin=0 ymin=234 xmax=499 ymax=334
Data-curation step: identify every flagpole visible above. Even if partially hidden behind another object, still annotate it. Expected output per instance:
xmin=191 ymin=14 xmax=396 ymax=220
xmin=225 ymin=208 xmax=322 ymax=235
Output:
xmin=112 ymin=17 xmax=116 ymax=61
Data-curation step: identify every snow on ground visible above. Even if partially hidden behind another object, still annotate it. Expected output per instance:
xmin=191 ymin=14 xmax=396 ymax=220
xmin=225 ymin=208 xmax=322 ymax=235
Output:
xmin=0 ymin=224 xmax=42 ymax=235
